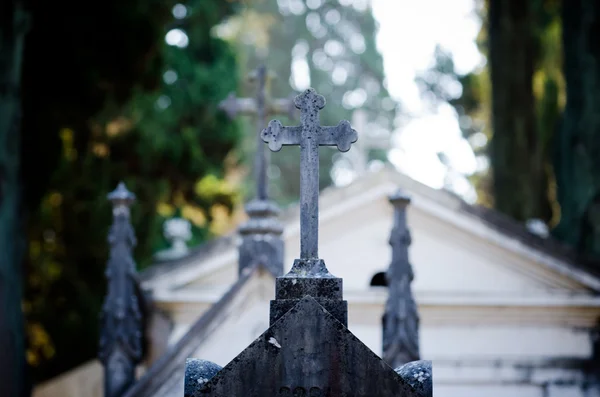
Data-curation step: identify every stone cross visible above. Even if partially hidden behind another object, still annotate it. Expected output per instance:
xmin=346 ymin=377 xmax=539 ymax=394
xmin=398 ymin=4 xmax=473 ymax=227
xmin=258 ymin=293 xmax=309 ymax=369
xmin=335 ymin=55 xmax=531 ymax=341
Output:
xmin=219 ymin=64 xmax=293 ymax=277
xmin=99 ymin=182 xmax=145 ymax=397
xmin=219 ymin=64 xmax=295 ymax=200
xmin=261 ymin=88 xmax=358 ymax=262
xmin=383 ymin=190 xmax=421 ymax=369
xmin=184 ymin=91 xmax=432 ymax=397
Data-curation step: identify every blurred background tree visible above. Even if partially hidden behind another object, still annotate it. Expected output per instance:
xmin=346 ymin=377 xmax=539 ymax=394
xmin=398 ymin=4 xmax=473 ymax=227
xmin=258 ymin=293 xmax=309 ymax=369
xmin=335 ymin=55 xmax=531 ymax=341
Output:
xmin=1 ymin=1 xmax=30 ymax=396
xmin=416 ymin=0 xmax=600 ymax=259
xmin=16 ymin=0 xmax=242 ymax=387
xmin=554 ymin=0 xmax=600 ymax=258
xmin=213 ymin=0 xmax=398 ymax=203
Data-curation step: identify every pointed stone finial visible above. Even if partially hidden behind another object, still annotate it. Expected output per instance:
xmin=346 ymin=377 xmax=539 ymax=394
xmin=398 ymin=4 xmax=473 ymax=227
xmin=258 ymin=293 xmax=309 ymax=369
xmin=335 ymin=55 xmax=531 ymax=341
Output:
xmin=99 ymin=182 xmax=144 ymax=397
xmin=107 ymin=182 xmax=135 ymax=205
xmin=382 ymin=189 xmax=420 ymax=369
xmin=389 ymin=189 xmax=411 ymax=207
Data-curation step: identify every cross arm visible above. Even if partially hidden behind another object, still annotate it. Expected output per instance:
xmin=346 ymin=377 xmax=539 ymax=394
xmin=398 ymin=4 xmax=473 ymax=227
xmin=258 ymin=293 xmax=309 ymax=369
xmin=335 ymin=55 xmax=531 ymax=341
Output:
xmin=219 ymin=94 xmax=296 ymax=121
xmin=261 ymin=120 xmax=301 ymax=152
xmin=218 ymin=93 xmax=256 ymax=119
xmin=318 ymin=120 xmax=358 ymax=152
xmin=268 ymin=96 xmax=296 ymax=120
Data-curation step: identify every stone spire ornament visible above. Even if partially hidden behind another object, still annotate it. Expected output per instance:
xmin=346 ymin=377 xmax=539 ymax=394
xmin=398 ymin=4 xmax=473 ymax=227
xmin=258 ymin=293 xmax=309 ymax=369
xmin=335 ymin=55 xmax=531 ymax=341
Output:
xmin=99 ymin=182 xmax=144 ymax=397
xmin=382 ymin=190 xmax=421 ymax=369
xmin=220 ymin=64 xmax=295 ymax=277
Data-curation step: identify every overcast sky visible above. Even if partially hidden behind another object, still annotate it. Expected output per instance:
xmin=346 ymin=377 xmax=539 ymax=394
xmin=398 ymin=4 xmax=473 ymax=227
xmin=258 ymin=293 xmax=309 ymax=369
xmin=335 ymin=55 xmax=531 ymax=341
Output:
xmin=370 ymin=0 xmax=483 ymax=201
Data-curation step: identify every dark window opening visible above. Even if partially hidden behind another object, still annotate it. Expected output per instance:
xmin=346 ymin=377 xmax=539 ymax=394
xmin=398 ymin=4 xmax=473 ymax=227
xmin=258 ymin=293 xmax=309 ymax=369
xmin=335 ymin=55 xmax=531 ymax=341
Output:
xmin=370 ymin=271 xmax=387 ymax=287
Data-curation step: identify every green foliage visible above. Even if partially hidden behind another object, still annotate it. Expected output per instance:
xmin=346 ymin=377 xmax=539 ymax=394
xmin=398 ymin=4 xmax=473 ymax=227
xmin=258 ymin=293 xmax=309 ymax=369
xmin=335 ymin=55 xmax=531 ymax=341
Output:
xmin=553 ymin=0 xmax=600 ymax=259
xmin=20 ymin=0 xmax=241 ymax=382
xmin=416 ymin=0 xmax=562 ymax=220
xmin=216 ymin=0 xmax=397 ymax=204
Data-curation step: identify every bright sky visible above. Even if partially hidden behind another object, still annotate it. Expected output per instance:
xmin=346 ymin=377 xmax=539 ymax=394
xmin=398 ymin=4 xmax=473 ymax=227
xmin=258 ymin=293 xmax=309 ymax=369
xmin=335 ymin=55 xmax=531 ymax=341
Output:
xmin=370 ymin=0 xmax=483 ymax=202
xmin=171 ymin=1 xmax=484 ymax=200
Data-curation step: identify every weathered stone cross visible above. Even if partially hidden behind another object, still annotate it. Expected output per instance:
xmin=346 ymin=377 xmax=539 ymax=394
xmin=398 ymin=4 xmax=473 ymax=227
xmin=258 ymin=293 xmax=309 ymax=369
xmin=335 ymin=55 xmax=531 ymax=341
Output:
xmin=261 ymin=88 xmax=358 ymax=261
xmin=185 ymin=91 xmax=433 ymax=396
xmin=219 ymin=65 xmax=295 ymax=200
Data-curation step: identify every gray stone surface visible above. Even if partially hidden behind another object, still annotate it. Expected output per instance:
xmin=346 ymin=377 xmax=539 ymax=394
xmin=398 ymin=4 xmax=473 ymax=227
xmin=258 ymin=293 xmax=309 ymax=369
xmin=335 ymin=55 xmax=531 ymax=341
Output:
xmin=237 ymin=199 xmax=285 ymax=277
xmin=394 ymin=360 xmax=432 ymax=397
xmin=271 ymin=258 xmax=345 ymax=320
xmin=191 ymin=297 xmax=420 ymax=397
xmin=383 ymin=190 xmax=421 ymax=368
xmin=184 ymin=359 xmax=222 ymax=397
xmin=270 ymin=260 xmax=347 ymax=325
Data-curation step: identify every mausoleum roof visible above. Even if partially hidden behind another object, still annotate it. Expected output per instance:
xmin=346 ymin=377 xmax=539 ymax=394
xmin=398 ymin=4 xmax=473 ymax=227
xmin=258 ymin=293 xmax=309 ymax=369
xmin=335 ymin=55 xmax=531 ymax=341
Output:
xmin=126 ymin=166 xmax=600 ymax=397
xmin=141 ymin=167 xmax=600 ymax=292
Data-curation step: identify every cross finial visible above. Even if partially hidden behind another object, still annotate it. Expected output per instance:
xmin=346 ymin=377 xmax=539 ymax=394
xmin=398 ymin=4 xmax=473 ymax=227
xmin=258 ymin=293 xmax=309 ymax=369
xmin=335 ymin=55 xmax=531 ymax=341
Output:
xmin=294 ymin=87 xmax=326 ymax=112
xmin=219 ymin=65 xmax=295 ymax=201
xmin=261 ymin=88 xmax=358 ymax=268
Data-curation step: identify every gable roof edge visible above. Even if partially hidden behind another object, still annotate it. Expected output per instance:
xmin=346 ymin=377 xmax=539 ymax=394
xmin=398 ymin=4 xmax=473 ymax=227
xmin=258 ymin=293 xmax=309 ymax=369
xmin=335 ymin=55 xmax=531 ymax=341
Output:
xmin=124 ymin=265 xmax=259 ymax=397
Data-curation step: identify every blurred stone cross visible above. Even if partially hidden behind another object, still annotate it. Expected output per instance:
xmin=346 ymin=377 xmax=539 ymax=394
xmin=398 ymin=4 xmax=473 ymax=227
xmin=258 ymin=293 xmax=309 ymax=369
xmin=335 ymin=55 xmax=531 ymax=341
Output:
xmin=261 ymin=88 xmax=358 ymax=264
xmin=220 ymin=65 xmax=294 ymax=277
xmin=219 ymin=64 xmax=295 ymax=200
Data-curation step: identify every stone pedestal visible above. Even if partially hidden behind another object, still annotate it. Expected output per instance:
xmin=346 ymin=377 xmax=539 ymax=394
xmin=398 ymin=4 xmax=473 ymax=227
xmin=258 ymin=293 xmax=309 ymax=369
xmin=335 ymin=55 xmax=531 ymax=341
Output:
xmin=270 ymin=259 xmax=347 ymax=326
xmin=238 ymin=199 xmax=284 ymax=277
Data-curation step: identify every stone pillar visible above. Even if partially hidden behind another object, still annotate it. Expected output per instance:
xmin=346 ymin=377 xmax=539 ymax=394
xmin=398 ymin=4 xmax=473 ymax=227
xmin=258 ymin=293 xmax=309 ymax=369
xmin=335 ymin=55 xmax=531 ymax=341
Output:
xmin=238 ymin=200 xmax=284 ymax=277
xmin=382 ymin=190 xmax=420 ymax=368
xmin=99 ymin=183 xmax=144 ymax=397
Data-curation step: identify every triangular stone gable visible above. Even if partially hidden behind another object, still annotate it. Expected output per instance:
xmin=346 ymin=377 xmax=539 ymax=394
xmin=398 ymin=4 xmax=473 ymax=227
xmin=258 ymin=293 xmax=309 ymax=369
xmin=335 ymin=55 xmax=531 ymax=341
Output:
xmin=146 ymin=169 xmax=599 ymax=298
xmin=197 ymin=296 xmax=420 ymax=397
xmin=318 ymin=196 xmax=592 ymax=294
